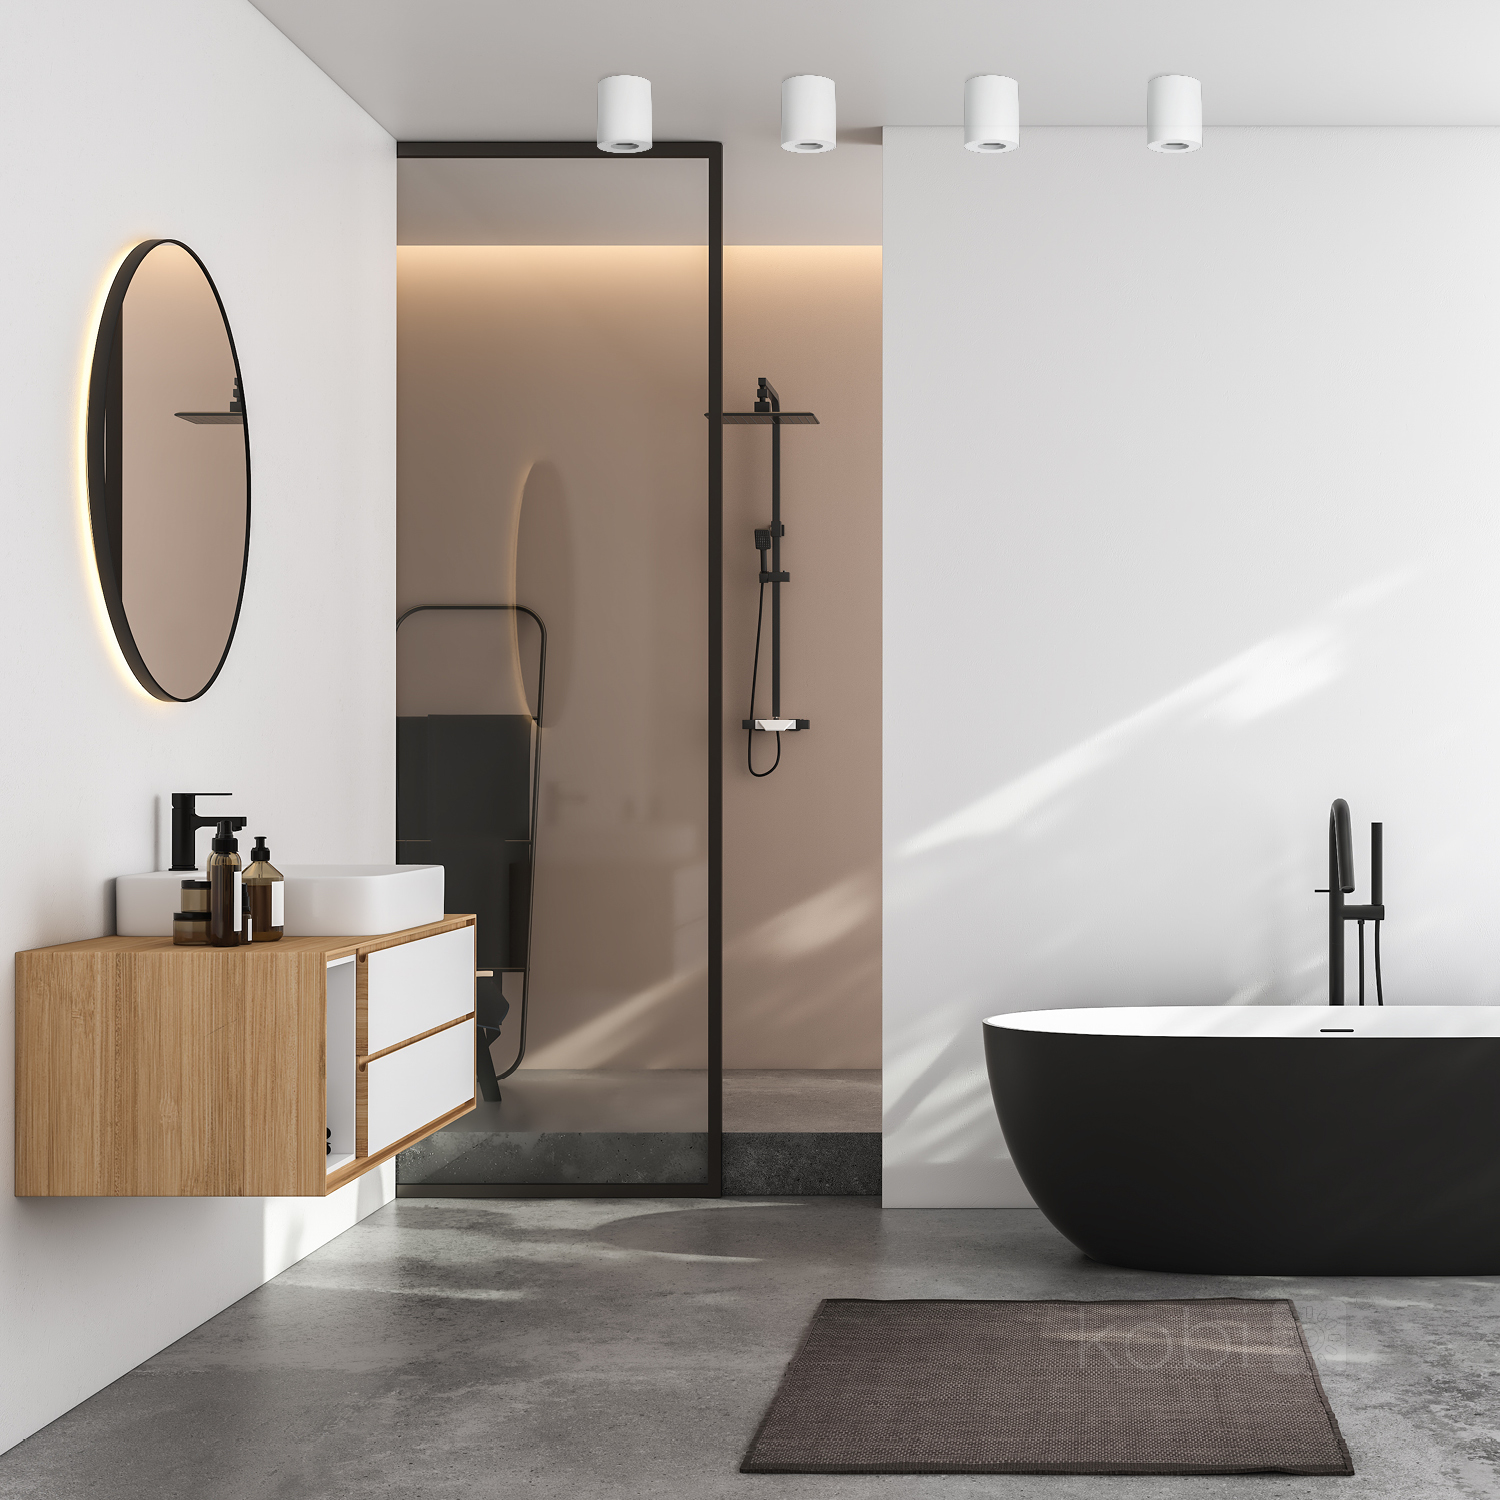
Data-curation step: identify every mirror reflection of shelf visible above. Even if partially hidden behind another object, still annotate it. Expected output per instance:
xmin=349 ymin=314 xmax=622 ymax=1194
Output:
xmin=175 ymin=375 xmax=245 ymax=425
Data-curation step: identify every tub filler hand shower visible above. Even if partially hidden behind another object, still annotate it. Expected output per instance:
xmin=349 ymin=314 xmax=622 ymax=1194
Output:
xmin=1318 ymin=798 xmax=1386 ymax=1006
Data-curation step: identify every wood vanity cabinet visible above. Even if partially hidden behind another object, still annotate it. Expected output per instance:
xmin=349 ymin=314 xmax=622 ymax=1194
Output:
xmin=14 ymin=915 xmax=477 ymax=1197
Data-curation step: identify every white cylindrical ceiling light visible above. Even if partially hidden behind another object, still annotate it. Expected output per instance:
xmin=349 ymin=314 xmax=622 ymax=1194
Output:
xmin=1146 ymin=74 xmax=1202 ymax=152
xmin=598 ymin=74 xmax=652 ymax=154
xmin=964 ymin=75 xmax=1020 ymax=153
xmin=782 ymin=75 xmax=837 ymax=152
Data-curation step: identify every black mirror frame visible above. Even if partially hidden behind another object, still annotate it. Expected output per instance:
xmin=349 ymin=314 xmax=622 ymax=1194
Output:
xmin=86 ymin=239 xmax=251 ymax=703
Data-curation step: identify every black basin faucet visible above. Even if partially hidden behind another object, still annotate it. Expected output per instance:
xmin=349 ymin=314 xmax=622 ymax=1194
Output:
xmin=170 ymin=792 xmax=234 ymax=871
xmin=1322 ymin=798 xmax=1386 ymax=1006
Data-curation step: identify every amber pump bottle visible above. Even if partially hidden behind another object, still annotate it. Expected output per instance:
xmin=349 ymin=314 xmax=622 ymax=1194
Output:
xmin=243 ymin=837 xmax=285 ymax=943
xmin=207 ymin=817 xmax=247 ymax=948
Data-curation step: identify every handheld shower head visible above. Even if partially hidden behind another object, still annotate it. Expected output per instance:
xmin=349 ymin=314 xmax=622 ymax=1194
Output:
xmin=1331 ymin=799 xmax=1355 ymax=893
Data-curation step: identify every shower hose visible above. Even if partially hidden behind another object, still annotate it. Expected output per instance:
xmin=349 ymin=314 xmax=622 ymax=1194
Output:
xmin=746 ymin=578 xmax=781 ymax=777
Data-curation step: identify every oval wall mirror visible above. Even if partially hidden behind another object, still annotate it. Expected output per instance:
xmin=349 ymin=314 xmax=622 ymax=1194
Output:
xmin=87 ymin=240 xmax=250 ymax=701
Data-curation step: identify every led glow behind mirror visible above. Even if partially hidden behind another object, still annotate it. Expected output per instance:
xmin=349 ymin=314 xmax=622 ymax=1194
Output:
xmin=86 ymin=241 xmax=250 ymax=701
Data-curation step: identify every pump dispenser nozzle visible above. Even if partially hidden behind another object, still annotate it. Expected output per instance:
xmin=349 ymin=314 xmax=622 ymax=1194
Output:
xmin=211 ymin=817 xmax=247 ymax=854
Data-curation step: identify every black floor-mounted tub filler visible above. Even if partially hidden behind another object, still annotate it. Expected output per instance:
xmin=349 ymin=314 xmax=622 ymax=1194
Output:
xmin=984 ymin=801 xmax=1500 ymax=1274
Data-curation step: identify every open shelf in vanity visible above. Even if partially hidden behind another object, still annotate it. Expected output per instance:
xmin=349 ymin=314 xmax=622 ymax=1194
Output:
xmin=15 ymin=915 xmax=476 ymax=1197
xmin=325 ymin=954 xmax=357 ymax=1177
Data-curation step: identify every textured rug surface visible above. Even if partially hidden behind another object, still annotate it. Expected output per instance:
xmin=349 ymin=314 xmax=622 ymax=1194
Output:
xmin=742 ymin=1298 xmax=1353 ymax=1475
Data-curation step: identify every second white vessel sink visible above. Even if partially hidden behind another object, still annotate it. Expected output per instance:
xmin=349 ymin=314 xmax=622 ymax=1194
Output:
xmin=116 ymin=864 xmax=445 ymax=938
xmin=280 ymin=865 xmax=445 ymax=937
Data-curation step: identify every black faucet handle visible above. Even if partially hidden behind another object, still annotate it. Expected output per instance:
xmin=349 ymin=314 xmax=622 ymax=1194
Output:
xmin=169 ymin=793 xmax=236 ymax=870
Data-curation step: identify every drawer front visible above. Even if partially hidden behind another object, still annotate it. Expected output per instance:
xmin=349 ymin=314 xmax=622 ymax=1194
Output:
xmin=366 ymin=1021 xmax=474 ymax=1155
xmin=365 ymin=925 xmax=475 ymax=1055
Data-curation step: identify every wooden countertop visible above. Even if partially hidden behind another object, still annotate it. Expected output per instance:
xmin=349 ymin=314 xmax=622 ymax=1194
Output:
xmin=18 ymin=913 xmax=476 ymax=964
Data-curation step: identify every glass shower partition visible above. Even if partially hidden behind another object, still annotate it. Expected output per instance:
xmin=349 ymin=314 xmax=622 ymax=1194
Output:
xmin=392 ymin=140 xmax=722 ymax=1197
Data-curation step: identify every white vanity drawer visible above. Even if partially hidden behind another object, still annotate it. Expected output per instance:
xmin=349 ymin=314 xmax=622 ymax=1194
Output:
xmin=365 ymin=924 xmax=475 ymax=1055
xmin=366 ymin=1020 xmax=474 ymax=1155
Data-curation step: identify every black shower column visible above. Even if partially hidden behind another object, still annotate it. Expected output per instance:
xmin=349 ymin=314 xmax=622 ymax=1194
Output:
xmin=771 ymin=412 xmax=781 ymax=718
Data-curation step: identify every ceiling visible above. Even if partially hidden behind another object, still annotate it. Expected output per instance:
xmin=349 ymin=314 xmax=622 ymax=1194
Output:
xmin=253 ymin=0 xmax=1500 ymax=243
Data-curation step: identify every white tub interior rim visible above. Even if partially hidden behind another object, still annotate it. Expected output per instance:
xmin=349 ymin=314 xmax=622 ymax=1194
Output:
xmin=985 ymin=1005 xmax=1500 ymax=1039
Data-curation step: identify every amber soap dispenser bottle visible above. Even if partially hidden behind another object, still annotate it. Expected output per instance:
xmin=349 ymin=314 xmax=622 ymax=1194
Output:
xmin=243 ymin=836 xmax=285 ymax=943
xmin=207 ymin=817 xmax=247 ymax=948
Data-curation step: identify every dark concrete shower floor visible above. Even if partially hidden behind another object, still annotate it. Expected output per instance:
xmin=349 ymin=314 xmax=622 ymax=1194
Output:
xmin=1 ymin=1200 xmax=1493 ymax=1499
xmin=396 ymin=1069 xmax=882 ymax=1193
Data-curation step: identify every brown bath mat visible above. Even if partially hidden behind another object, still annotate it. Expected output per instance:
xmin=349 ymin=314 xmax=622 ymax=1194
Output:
xmin=742 ymin=1298 xmax=1352 ymax=1476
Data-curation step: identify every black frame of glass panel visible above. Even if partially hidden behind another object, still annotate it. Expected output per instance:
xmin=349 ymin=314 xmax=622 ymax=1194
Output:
xmin=393 ymin=138 xmax=724 ymax=1199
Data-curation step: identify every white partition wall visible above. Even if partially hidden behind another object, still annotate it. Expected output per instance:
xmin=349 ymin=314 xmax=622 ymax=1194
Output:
xmin=883 ymin=126 xmax=1500 ymax=1207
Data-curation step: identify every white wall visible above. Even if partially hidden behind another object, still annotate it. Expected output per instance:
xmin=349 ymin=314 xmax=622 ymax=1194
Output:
xmin=0 ymin=0 xmax=394 ymax=1450
xmin=884 ymin=127 xmax=1500 ymax=1206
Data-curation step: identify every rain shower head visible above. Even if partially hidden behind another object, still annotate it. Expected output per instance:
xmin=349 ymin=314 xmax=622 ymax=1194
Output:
xmin=721 ymin=411 xmax=819 ymax=424
xmin=717 ymin=372 xmax=818 ymax=423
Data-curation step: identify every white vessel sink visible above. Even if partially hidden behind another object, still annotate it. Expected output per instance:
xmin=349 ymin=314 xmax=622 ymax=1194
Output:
xmin=116 ymin=864 xmax=445 ymax=938
xmin=280 ymin=865 xmax=444 ymax=937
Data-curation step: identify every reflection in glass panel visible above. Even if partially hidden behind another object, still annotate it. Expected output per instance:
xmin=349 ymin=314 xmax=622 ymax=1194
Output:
xmin=394 ymin=162 xmax=710 ymax=1187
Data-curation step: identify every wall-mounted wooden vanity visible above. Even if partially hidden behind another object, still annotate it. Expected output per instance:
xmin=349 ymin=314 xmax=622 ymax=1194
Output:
xmin=15 ymin=915 xmax=475 ymax=1196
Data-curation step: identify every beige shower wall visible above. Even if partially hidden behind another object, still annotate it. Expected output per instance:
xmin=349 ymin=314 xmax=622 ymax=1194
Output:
xmin=397 ymin=245 xmax=880 ymax=1069
xmin=721 ymin=248 xmax=881 ymax=1068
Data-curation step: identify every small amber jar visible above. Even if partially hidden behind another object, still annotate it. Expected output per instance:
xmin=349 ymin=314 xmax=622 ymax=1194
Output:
xmin=172 ymin=910 xmax=209 ymax=946
xmin=179 ymin=879 xmax=210 ymax=914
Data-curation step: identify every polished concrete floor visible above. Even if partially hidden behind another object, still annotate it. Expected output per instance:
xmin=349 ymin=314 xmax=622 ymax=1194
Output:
xmin=2 ymin=1201 xmax=1496 ymax=1498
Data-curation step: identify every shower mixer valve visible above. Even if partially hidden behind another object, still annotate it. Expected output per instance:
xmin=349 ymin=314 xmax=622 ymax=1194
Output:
xmin=755 ymin=527 xmax=789 ymax=584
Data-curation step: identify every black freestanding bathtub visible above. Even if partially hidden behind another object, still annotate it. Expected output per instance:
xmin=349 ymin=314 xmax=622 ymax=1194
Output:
xmin=984 ymin=1005 xmax=1500 ymax=1275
